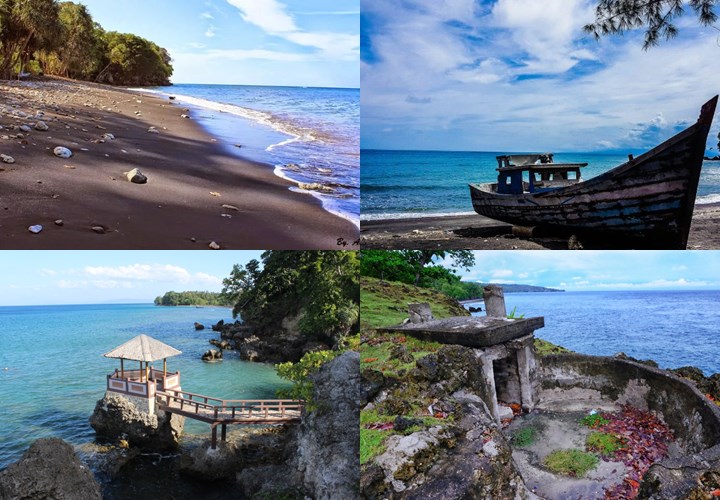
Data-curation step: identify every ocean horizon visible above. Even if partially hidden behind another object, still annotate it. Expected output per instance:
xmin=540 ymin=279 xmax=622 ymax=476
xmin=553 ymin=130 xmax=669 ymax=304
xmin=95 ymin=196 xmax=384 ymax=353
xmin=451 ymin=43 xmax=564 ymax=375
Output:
xmin=464 ymin=289 xmax=720 ymax=375
xmin=131 ymin=84 xmax=360 ymax=227
xmin=361 ymin=149 xmax=720 ymax=220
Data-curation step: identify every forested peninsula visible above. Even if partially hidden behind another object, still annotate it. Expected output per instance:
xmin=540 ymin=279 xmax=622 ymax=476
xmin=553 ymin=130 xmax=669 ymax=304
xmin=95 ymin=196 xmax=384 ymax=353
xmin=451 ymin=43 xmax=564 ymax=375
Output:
xmin=154 ymin=291 xmax=232 ymax=307
xmin=0 ymin=0 xmax=172 ymax=85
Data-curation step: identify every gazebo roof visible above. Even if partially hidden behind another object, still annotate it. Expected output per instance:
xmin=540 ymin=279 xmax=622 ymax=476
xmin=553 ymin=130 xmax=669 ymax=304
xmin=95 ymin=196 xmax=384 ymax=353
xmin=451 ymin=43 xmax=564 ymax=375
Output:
xmin=104 ymin=334 xmax=181 ymax=362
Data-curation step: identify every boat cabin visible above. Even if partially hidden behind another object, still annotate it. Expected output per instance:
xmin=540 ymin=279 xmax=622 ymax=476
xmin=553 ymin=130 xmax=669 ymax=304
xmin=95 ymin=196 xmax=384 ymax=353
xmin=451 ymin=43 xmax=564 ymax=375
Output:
xmin=495 ymin=153 xmax=588 ymax=194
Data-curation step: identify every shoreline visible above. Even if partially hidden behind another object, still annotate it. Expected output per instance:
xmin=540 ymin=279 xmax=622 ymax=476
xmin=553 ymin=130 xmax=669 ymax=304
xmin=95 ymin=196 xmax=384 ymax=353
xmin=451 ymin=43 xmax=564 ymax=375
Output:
xmin=0 ymin=77 xmax=358 ymax=249
xmin=361 ymin=203 xmax=720 ymax=249
xmin=132 ymin=86 xmax=360 ymax=228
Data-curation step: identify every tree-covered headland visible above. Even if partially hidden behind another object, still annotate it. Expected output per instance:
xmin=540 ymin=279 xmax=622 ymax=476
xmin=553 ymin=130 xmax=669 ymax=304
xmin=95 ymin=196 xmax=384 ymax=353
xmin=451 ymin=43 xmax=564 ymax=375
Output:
xmin=154 ymin=291 xmax=232 ymax=307
xmin=0 ymin=0 xmax=172 ymax=85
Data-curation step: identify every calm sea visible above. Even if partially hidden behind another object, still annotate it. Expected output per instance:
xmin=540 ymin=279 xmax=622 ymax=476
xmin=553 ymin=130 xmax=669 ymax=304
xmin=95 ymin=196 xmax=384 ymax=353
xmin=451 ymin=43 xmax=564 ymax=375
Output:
xmin=361 ymin=150 xmax=720 ymax=220
xmin=133 ymin=84 xmax=359 ymax=226
xmin=0 ymin=303 xmax=289 ymax=472
xmin=465 ymin=290 xmax=720 ymax=375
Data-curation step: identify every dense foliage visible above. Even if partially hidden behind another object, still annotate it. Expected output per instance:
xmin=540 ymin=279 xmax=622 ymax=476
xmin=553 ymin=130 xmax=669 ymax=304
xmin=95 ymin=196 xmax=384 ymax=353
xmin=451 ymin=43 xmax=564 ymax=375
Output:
xmin=275 ymin=350 xmax=340 ymax=407
xmin=221 ymin=251 xmax=360 ymax=345
xmin=0 ymin=0 xmax=172 ymax=84
xmin=585 ymin=0 xmax=718 ymax=48
xmin=154 ymin=291 xmax=232 ymax=307
xmin=360 ymin=250 xmax=474 ymax=287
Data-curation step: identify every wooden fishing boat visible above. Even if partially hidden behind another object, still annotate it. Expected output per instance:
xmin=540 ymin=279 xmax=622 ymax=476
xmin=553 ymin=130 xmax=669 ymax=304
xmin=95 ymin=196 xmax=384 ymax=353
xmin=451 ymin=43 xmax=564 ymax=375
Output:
xmin=469 ymin=96 xmax=718 ymax=249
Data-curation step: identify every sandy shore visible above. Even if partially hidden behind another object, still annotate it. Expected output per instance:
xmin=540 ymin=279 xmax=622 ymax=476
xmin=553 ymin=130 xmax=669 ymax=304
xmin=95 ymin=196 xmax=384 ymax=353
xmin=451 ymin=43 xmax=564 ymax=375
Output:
xmin=0 ymin=77 xmax=358 ymax=249
xmin=361 ymin=204 xmax=720 ymax=250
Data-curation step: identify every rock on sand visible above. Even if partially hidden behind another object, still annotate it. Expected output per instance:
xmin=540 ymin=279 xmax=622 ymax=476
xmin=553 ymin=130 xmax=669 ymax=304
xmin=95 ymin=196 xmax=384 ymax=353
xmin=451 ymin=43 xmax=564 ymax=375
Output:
xmin=123 ymin=168 xmax=147 ymax=184
xmin=53 ymin=146 xmax=72 ymax=159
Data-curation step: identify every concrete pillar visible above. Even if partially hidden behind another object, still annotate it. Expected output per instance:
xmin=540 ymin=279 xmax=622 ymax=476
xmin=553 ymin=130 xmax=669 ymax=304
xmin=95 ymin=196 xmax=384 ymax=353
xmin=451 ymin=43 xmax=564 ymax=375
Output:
xmin=517 ymin=345 xmax=534 ymax=411
xmin=481 ymin=357 xmax=500 ymax=423
xmin=483 ymin=286 xmax=507 ymax=318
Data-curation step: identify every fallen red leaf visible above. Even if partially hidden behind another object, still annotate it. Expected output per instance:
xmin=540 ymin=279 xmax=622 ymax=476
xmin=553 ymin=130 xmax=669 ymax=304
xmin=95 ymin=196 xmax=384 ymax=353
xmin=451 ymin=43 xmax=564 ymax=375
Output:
xmin=363 ymin=357 xmax=378 ymax=363
xmin=711 ymin=490 xmax=720 ymax=497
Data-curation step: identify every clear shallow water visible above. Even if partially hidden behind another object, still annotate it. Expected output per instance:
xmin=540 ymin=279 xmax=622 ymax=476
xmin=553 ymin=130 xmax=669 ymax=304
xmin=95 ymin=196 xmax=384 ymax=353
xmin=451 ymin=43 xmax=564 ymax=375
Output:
xmin=135 ymin=84 xmax=360 ymax=226
xmin=465 ymin=290 xmax=720 ymax=374
xmin=361 ymin=150 xmax=720 ymax=220
xmin=0 ymin=303 xmax=289 ymax=470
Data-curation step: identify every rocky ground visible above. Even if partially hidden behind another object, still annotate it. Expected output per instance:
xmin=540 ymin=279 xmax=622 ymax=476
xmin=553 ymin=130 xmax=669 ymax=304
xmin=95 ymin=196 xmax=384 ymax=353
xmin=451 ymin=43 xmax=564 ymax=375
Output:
xmin=0 ymin=77 xmax=357 ymax=249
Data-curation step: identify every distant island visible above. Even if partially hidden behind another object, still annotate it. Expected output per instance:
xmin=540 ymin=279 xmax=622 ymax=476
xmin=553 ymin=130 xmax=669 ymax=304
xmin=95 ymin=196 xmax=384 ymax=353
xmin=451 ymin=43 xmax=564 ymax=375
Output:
xmin=457 ymin=283 xmax=564 ymax=302
xmin=154 ymin=291 xmax=232 ymax=307
xmin=483 ymin=283 xmax=564 ymax=293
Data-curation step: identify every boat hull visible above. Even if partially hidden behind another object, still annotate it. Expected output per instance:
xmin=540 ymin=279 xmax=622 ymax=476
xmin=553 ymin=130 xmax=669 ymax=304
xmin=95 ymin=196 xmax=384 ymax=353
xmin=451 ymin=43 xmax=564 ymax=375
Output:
xmin=469 ymin=96 xmax=718 ymax=249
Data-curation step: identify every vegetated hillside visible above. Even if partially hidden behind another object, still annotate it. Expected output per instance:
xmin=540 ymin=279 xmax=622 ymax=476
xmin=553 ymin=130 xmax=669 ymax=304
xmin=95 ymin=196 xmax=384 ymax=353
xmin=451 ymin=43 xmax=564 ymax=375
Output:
xmin=154 ymin=291 xmax=231 ymax=307
xmin=360 ymin=277 xmax=469 ymax=329
xmin=483 ymin=283 xmax=564 ymax=293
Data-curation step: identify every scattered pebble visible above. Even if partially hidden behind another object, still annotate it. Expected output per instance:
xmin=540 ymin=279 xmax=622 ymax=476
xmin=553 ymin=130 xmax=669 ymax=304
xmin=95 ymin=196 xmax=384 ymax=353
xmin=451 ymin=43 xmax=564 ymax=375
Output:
xmin=210 ymin=191 xmax=221 ymax=197
xmin=1 ymin=154 xmax=14 ymax=164
xmin=19 ymin=125 xmax=30 ymax=133
xmin=190 ymin=237 xmax=197 ymax=242
xmin=221 ymin=204 xmax=240 ymax=211
xmin=53 ymin=146 xmax=72 ymax=158
xmin=221 ymin=214 xmax=232 ymax=218
xmin=102 ymin=133 xmax=115 ymax=141
xmin=34 ymin=121 xmax=48 ymax=131
xmin=91 ymin=226 xmax=105 ymax=234
xmin=181 ymin=114 xmax=190 ymax=119
xmin=209 ymin=241 xmax=220 ymax=250
xmin=54 ymin=220 xmax=64 ymax=226
xmin=28 ymin=225 xmax=42 ymax=234
xmin=147 ymin=127 xmax=159 ymax=134
xmin=123 ymin=168 xmax=147 ymax=184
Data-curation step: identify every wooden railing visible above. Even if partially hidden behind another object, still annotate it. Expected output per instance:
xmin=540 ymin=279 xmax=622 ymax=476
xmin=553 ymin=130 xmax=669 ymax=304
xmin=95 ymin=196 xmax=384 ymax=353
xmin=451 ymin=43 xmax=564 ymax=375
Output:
xmin=155 ymin=389 xmax=304 ymax=448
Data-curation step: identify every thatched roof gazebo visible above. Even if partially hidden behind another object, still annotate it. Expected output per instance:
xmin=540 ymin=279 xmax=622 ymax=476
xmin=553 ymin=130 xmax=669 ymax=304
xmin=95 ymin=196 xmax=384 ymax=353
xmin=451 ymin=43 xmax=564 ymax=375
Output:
xmin=104 ymin=335 xmax=182 ymax=403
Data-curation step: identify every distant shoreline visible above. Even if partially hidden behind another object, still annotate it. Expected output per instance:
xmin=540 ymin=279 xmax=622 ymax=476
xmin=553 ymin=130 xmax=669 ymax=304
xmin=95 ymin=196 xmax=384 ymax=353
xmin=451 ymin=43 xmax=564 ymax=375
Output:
xmin=0 ymin=77 xmax=357 ymax=249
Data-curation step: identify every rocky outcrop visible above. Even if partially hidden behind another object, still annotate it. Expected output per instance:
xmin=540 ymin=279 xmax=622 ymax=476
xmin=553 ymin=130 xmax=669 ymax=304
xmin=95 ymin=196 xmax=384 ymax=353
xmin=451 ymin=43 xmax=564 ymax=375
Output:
xmin=0 ymin=438 xmax=102 ymax=500
xmin=294 ymin=351 xmax=360 ymax=499
xmin=639 ymin=443 xmax=720 ymax=499
xmin=210 ymin=317 xmax=331 ymax=363
xmin=362 ymin=345 xmax=530 ymax=499
xmin=202 ymin=349 xmax=223 ymax=361
xmin=194 ymin=322 xmax=205 ymax=330
xmin=89 ymin=393 xmax=184 ymax=450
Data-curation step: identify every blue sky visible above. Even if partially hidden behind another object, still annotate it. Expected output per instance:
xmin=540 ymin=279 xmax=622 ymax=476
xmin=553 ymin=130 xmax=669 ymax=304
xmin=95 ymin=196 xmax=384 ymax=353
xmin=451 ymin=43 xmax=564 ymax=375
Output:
xmin=79 ymin=0 xmax=359 ymax=87
xmin=0 ymin=251 xmax=264 ymax=305
xmin=448 ymin=251 xmax=720 ymax=291
xmin=361 ymin=0 xmax=720 ymax=152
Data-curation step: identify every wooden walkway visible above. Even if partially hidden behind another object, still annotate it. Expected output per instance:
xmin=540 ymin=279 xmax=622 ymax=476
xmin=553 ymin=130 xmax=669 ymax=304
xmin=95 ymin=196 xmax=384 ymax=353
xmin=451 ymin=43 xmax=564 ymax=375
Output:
xmin=156 ymin=389 xmax=303 ymax=448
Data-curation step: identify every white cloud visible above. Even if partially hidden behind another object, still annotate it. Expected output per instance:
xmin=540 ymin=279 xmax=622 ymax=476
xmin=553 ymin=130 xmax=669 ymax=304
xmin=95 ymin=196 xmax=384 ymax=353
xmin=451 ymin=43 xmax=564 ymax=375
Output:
xmin=39 ymin=269 xmax=57 ymax=277
xmin=205 ymin=26 xmax=217 ymax=38
xmin=225 ymin=0 xmax=357 ymax=59
xmin=491 ymin=269 xmax=514 ymax=278
xmin=83 ymin=264 xmax=221 ymax=285
xmin=201 ymin=11 xmax=214 ymax=19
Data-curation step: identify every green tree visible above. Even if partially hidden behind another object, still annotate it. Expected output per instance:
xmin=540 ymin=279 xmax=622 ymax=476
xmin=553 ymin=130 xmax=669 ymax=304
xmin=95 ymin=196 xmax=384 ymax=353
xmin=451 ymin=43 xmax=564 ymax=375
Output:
xmin=0 ymin=0 xmax=61 ymax=79
xmin=222 ymin=251 xmax=359 ymax=346
xmin=585 ymin=0 xmax=718 ymax=48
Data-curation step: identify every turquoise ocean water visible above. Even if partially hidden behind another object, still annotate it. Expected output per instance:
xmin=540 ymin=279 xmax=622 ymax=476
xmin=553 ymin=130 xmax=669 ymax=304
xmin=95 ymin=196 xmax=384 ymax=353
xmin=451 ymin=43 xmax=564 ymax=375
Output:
xmin=133 ymin=84 xmax=360 ymax=226
xmin=0 ymin=303 xmax=289 ymax=471
xmin=361 ymin=150 xmax=720 ymax=220
xmin=465 ymin=290 xmax=720 ymax=375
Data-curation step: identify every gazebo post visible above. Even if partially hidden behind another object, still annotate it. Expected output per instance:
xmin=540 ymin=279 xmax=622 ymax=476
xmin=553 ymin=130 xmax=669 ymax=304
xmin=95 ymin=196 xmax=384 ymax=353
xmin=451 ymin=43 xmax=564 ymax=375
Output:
xmin=120 ymin=358 xmax=124 ymax=379
xmin=139 ymin=361 xmax=143 ymax=381
xmin=145 ymin=362 xmax=150 ymax=383
xmin=163 ymin=358 xmax=167 ymax=378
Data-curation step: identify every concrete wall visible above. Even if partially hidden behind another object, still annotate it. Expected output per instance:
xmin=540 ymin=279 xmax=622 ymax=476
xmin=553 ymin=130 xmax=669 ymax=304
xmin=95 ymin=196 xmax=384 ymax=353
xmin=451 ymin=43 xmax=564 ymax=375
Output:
xmin=538 ymin=354 xmax=720 ymax=453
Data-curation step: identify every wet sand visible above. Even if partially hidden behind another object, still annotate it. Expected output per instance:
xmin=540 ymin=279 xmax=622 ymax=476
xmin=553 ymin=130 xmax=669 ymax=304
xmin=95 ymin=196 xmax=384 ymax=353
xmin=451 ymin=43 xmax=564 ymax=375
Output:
xmin=0 ymin=77 xmax=358 ymax=249
xmin=361 ymin=204 xmax=720 ymax=250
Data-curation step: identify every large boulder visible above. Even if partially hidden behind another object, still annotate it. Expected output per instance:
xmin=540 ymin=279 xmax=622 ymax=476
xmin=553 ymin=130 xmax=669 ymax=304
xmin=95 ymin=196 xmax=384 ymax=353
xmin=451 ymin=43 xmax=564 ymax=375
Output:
xmin=89 ymin=393 xmax=184 ymax=450
xmin=295 ymin=351 xmax=360 ymax=499
xmin=639 ymin=443 xmax=720 ymax=499
xmin=0 ymin=438 xmax=102 ymax=500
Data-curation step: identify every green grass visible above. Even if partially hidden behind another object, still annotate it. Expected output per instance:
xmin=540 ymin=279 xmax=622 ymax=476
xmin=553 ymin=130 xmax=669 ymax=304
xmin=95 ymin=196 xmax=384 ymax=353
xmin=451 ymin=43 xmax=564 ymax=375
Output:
xmin=579 ymin=413 xmax=609 ymax=428
xmin=360 ymin=408 xmax=394 ymax=426
xmin=361 ymin=334 xmax=442 ymax=376
xmin=511 ymin=426 xmax=537 ymax=447
xmin=586 ymin=432 xmax=624 ymax=456
xmin=360 ymin=428 xmax=388 ymax=465
xmin=360 ymin=277 xmax=469 ymax=329
xmin=543 ymin=449 xmax=599 ymax=477
xmin=534 ymin=338 xmax=572 ymax=356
